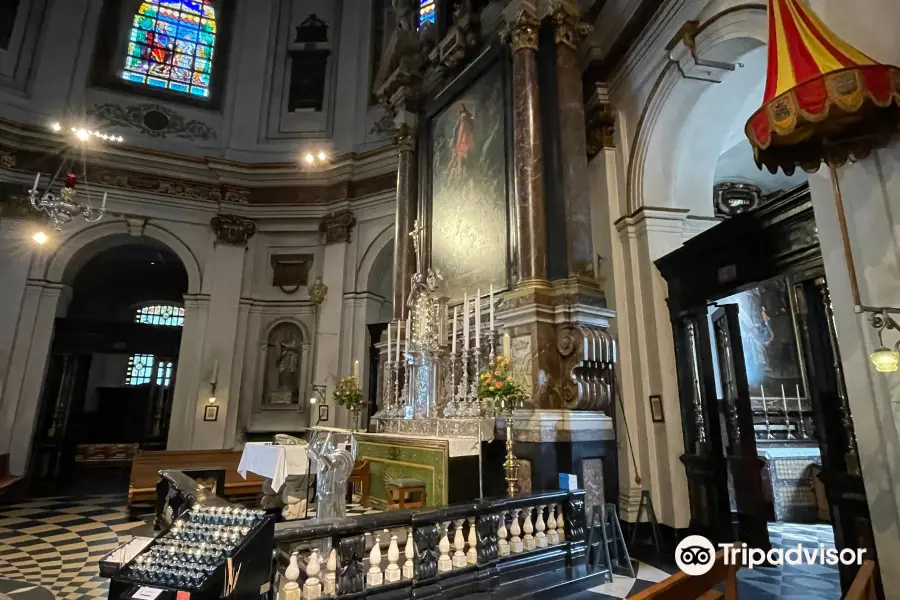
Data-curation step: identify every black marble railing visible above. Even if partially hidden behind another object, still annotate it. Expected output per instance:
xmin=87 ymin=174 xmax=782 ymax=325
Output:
xmin=273 ymin=489 xmax=591 ymax=599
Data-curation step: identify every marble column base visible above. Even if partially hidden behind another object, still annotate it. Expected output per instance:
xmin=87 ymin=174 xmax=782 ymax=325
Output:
xmin=367 ymin=568 xmax=384 ymax=587
xmin=402 ymin=561 xmax=414 ymax=579
xmin=385 ymin=565 xmax=402 ymax=583
xmin=303 ymin=579 xmax=322 ymax=599
xmin=438 ymin=555 xmax=453 ymax=572
xmin=510 ymin=538 xmax=524 ymax=554
xmin=452 ymin=551 xmax=467 ymax=568
xmin=523 ymin=535 xmax=536 ymax=551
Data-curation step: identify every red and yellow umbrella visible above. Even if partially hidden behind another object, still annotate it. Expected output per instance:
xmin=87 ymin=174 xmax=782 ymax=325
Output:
xmin=745 ymin=0 xmax=900 ymax=174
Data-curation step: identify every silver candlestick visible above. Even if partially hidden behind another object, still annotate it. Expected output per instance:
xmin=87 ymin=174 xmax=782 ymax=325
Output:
xmin=796 ymin=385 xmax=808 ymax=440
xmin=391 ymin=360 xmax=401 ymax=418
xmin=781 ymin=385 xmax=795 ymax=440
xmin=761 ymin=386 xmax=774 ymax=439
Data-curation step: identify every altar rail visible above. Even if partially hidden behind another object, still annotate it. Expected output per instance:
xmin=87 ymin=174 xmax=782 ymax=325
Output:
xmin=272 ymin=489 xmax=594 ymax=599
xmin=153 ymin=470 xmax=601 ymax=600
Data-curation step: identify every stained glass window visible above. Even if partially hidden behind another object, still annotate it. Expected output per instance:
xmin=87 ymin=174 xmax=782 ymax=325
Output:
xmin=156 ymin=361 xmax=174 ymax=387
xmin=126 ymin=354 xmax=156 ymax=386
xmin=419 ymin=0 xmax=435 ymax=28
xmin=121 ymin=0 xmax=217 ymax=98
xmin=136 ymin=304 xmax=185 ymax=327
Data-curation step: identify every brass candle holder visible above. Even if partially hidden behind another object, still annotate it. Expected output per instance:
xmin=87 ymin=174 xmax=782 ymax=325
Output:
xmin=500 ymin=397 xmax=519 ymax=497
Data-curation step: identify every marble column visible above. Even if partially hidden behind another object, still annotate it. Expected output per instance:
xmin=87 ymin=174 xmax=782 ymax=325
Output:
xmin=392 ymin=123 xmax=418 ymax=320
xmin=314 ymin=211 xmax=356 ymax=428
xmin=506 ymin=6 xmax=548 ymax=285
xmin=551 ymin=3 xmax=595 ymax=281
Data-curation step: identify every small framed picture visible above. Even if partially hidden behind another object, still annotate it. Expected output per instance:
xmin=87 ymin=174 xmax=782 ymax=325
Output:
xmin=318 ymin=404 xmax=329 ymax=422
xmin=649 ymin=395 xmax=665 ymax=423
xmin=204 ymin=405 xmax=219 ymax=421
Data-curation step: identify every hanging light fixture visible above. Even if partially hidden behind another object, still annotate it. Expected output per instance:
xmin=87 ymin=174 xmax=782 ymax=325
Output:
xmin=27 ymin=122 xmax=123 ymax=230
xmin=744 ymin=0 xmax=900 ymax=373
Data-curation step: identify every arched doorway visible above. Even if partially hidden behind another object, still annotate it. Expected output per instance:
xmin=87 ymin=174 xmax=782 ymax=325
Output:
xmin=360 ymin=229 xmax=394 ymax=425
xmin=30 ymin=239 xmax=189 ymax=496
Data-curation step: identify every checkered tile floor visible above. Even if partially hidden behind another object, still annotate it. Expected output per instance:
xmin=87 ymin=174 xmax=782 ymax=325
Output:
xmin=0 ymin=495 xmax=145 ymax=599
xmin=299 ymin=499 xmax=383 ymax=520
xmin=568 ymin=522 xmax=841 ymax=599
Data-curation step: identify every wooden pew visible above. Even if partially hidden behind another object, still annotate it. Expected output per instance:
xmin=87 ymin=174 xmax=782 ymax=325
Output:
xmin=845 ymin=561 xmax=878 ymax=600
xmin=128 ymin=449 xmax=264 ymax=519
xmin=628 ymin=549 xmax=739 ymax=600
xmin=0 ymin=453 xmax=24 ymax=502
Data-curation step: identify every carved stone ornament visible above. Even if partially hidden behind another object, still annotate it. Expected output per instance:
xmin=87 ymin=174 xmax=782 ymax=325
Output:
xmin=713 ymin=182 xmax=763 ymax=217
xmin=88 ymin=103 xmax=218 ymax=140
xmin=502 ymin=10 xmax=540 ymax=52
xmin=394 ymin=122 xmax=416 ymax=152
xmin=319 ymin=210 xmax=356 ymax=244
xmin=210 ymin=214 xmax=257 ymax=246
xmin=585 ymin=102 xmax=615 ymax=159
xmin=271 ymin=254 xmax=314 ymax=293
xmin=550 ymin=4 xmax=592 ymax=49
xmin=0 ymin=149 xmax=15 ymax=168
xmin=308 ymin=276 xmax=328 ymax=305
xmin=432 ymin=0 xmax=481 ymax=71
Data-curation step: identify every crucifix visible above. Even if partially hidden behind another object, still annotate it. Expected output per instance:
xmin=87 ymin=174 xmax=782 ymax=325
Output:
xmin=410 ymin=219 xmax=425 ymax=274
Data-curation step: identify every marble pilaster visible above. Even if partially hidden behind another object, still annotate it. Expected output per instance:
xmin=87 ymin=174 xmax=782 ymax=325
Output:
xmin=550 ymin=2 xmax=595 ymax=281
xmin=505 ymin=5 xmax=548 ymax=285
xmin=167 ymin=293 xmax=210 ymax=450
xmin=392 ymin=122 xmax=418 ymax=320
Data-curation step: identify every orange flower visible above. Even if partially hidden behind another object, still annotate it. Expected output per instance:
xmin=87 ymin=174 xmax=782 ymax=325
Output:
xmin=495 ymin=381 xmax=503 ymax=389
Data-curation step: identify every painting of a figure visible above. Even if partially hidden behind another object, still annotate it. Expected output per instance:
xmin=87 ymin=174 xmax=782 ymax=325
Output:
xmin=429 ymin=64 xmax=509 ymax=301
xmin=716 ymin=277 xmax=804 ymax=399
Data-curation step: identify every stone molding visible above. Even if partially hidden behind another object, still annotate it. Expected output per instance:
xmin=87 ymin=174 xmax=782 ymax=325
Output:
xmin=210 ymin=214 xmax=257 ymax=246
xmin=495 ymin=408 xmax=615 ymax=442
xmin=585 ymin=84 xmax=616 ymax=159
xmin=319 ymin=210 xmax=357 ymax=244
xmin=88 ymin=103 xmax=217 ymax=141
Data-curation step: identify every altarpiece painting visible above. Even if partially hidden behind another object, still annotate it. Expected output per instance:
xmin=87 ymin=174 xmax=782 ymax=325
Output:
xmin=428 ymin=62 xmax=510 ymax=302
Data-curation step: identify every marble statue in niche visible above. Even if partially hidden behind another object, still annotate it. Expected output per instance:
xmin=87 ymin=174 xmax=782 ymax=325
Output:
xmin=264 ymin=322 xmax=304 ymax=408
xmin=429 ymin=63 xmax=509 ymax=302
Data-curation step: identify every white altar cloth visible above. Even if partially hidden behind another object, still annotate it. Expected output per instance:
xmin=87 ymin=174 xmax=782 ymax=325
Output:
xmin=238 ymin=442 xmax=309 ymax=491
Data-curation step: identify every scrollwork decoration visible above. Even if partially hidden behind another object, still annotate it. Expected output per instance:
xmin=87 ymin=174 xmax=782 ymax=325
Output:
xmin=413 ymin=523 xmax=439 ymax=580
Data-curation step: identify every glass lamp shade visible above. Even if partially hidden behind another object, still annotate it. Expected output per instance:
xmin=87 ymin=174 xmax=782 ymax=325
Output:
xmin=870 ymin=346 xmax=900 ymax=373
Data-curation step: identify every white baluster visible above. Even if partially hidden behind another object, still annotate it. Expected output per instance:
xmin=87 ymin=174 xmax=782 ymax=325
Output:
xmin=557 ymin=508 xmax=566 ymax=541
xmin=466 ymin=516 xmax=477 ymax=565
xmin=367 ymin=534 xmax=384 ymax=586
xmin=509 ymin=509 xmax=523 ymax=554
xmin=402 ymin=527 xmax=415 ymax=579
xmin=283 ymin=550 xmax=301 ymax=600
xmin=535 ymin=505 xmax=547 ymax=548
xmin=324 ymin=549 xmax=337 ymax=595
xmin=497 ymin=511 xmax=510 ymax=556
xmin=547 ymin=504 xmax=560 ymax=545
xmin=438 ymin=522 xmax=453 ymax=572
xmin=385 ymin=534 xmax=401 ymax=582
xmin=452 ymin=519 xmax=467 ymax=568
xmin=523 ymin=507 xmax=535 ymax=551
xmin=303 ymin=549 xmax=322 ymax=599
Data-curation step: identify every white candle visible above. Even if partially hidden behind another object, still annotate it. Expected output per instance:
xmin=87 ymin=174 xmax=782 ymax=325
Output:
xmin=475 ymin=288 xmax=481 ymax=348
xmin=353 ymin=359 xmax=359 ymax=379
xmin=503 ymin=333 xmax=511 ymax=358
xmin=32 ymin=173 xmax=40 ymax=192
xmin=463 ymin=293 xmax=469 ymax=350
xmin=101 ymin=192 xmax=107 ymax=210
xmin=452 ymin=306 xmax=458 ymax=354
xmin=395 ymin=326 xmax=401 ymax=362
xmin=489 ymin=284 xmax=494 ymax=331
xmin=387 ymin=323 xmax=392 ymax=360
xmin=406 ymin=314 xmax=411 ymax=347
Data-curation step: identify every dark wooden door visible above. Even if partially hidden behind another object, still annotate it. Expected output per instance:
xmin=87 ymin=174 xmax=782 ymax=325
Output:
xmin=711 ymin=305 xmax=771 ymax=550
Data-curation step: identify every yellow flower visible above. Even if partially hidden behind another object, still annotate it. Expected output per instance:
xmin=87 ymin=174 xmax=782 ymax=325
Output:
xmin=506 ymin=376 xmax=514 ymax=383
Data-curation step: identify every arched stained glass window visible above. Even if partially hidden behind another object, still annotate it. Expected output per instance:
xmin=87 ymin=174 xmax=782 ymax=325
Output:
xmin=135 ymin=304 xmax=185 ymax=327
xmin=419 ymin=0 xmax=436 ymax=28
xmin=122 ymin=0 xmax=217 ymax=98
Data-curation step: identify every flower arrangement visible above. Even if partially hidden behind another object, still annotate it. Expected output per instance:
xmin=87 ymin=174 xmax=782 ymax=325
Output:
xmin=333 ymin=375 xmax=363 ymax=410
xmin=477 ymin=355 xmax=524 ymax=409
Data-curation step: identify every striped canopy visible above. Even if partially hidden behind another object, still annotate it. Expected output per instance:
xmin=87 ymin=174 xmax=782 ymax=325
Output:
xmin=745 ymin=0 xmax=900 ymax=174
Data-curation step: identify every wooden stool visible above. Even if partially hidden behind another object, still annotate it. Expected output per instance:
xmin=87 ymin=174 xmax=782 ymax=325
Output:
xmin=347 ymin=460 xmax=370 ymax=507
xmin=387 ymin=479 xmax=427 ymax=509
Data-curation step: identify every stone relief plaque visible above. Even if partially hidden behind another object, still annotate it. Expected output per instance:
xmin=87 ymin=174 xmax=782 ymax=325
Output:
xmin=429 ymin=62 xmax=509 ymax=301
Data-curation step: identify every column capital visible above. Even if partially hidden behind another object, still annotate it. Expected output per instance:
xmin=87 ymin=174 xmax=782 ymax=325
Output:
xmin=501 ymin=9 xmax=541 ymax=52
xmin=319 ymin=209 xmax=357 ymax=245
xmin=210 ymin=214 xmax=256 ymax=246
xmin=394 ymin=121 xmax=417 ymax=152
xmin=549 ymin=2 xmax=591 ymax=49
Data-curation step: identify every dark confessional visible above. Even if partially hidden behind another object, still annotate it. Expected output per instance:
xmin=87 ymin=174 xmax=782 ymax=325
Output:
xmin=29 ymin=242 xmax=187 ymax=495
xmin=656 ymin=184 xmax=876 ymax=592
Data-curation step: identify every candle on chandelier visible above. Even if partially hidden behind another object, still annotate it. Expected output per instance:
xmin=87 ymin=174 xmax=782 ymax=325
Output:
xmin=387 ymin=323 xmax=392 ymax=361
xmin=100 ymin=192 xmax=107 ymax=210
xmin=475 ymin=289 xmax=481 ymax=349
xmin=463 ymin=293 xmax=470 ymax=350
xmin=489 ymin=284 xmax=494 ymax=331
xmin=32 ymin=173 xmax=40 ymax=192
xmin=452 ymin=306 xmax=458 ymax=354
xmin=353 ymin=359 xmax=359 ymax=379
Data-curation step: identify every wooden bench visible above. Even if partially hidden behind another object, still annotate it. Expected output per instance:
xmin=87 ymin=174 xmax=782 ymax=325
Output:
xmin=75 ymin=443 xmax=140 ymax=466
xmin=128 ymin=449 xmax=264 ymax=519
xmin=629 ymin=549 xmax=739 ymax=600
xmin=348 ymin=460 xmax=370 ymax=507
xmin=845 ymin=561 xmax=878 ymax=600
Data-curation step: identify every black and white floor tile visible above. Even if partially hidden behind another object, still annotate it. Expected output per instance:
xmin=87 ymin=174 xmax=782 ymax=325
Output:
xmin=0 ymin=495 xmax=146 ymax=599
xmin=575 ymin=522 xmax=842 ymax=600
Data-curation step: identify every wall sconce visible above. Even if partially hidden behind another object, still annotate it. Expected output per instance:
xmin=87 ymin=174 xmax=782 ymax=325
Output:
xmin=300 ymin=150 xmax=331 ymax=169
xmin=869 ymin=311 xmax=900 ymax=373
xmin=208 ymin=359 xmax=219 ymax=403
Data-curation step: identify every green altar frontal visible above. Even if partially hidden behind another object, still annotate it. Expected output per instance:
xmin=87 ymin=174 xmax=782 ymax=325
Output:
xmin=353 ymin=432 xmax=480 ymax=508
